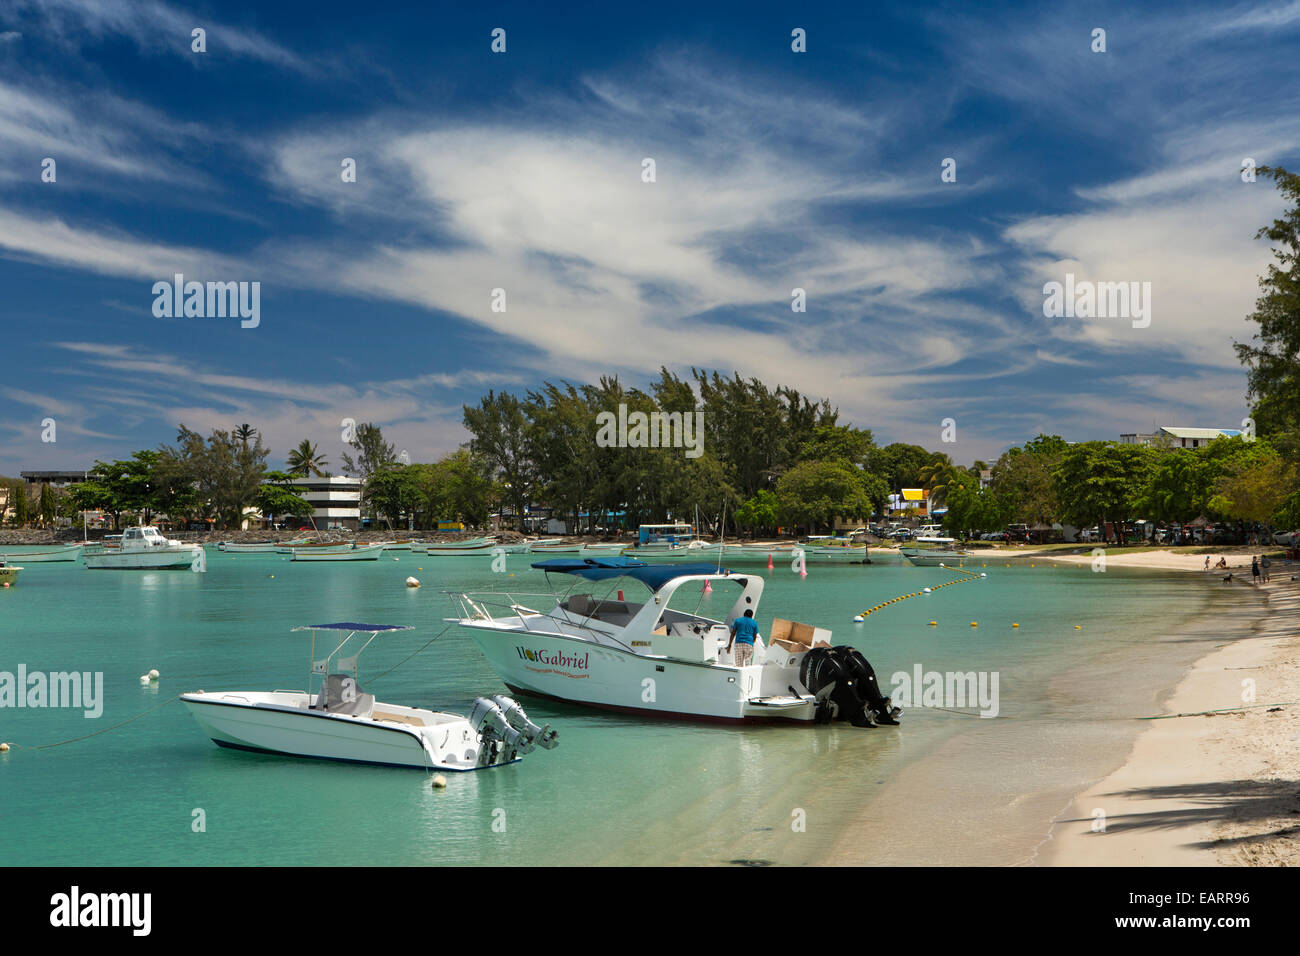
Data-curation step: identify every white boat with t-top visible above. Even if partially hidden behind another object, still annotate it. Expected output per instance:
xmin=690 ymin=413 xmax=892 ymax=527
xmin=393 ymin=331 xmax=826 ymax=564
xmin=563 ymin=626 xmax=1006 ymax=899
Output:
xmin=0 ymin=543 xmax=83 ymax=562
xmin=449 ymin=556 xmax=902 ymax=726
xmin=180 ymin=623 xmax=558 ymax=770
xmin=83 ymin=526 xmax=205 ymax=571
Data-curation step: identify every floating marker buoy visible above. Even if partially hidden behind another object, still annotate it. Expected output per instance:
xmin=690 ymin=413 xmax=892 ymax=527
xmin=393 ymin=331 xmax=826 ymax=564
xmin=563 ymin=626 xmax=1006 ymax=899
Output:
xmin=971 ymin=622 xmax=978 ymax=627
xmin=140 ymin=675 xmax=150 ymax=684
xmin=702 ymin=580 xmax=712 ymax=593
xmin=853 ymin=615 xmax=864 ymax=623
xmin=418 ymin=567 xmax=423 ymax=570
xmin=1075 ymin=625 xmax=1082 ymax=629
xmin=0 ymin=741 xmax=8 ymax=752
xmin=148 ymin=669 xmax=159 ymax=680
xmin=431 ymin=775 xmax=447 ymax=789
xmin=929 ymin=621 xmax=937 ymax=626
xmin=393 ymin=557 xmax=400 ymax=561
xmin=617 ymin=590 xmax=624 ymax=601
xmin=1012 ymin=623 xmax=1019 ymax=628
xmin=980 ymin=573 xmax=987 ymax=578
xmin=923 ymin=588 xmax=931 ymax=593
xmin=405 ymin=577 xmax=420 ymax=588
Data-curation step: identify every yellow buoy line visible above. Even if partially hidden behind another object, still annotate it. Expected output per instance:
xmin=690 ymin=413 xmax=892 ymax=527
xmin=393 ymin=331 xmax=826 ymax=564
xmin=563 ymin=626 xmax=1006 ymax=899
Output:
xmin=853 ymin=566 xmax=984 ymax=622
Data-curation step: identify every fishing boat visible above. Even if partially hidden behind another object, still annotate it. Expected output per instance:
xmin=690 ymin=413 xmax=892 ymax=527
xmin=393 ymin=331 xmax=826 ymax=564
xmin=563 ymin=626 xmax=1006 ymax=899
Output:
xmin=448 ymin=557 xmax=902 ymax=726
xmin=83 ymin=526 xmax=205 ymax=571
xmin=276 ymin=540 xmax=353 ymax=554
xmin=291 ymin=544 xmax=384 ymax=561
xmin=529 ymin=540 xmax=583 ymax=554
xmin=422 ymin=540 xmax=499 ymax=556
xmin=219 ymin=540 xmax=302 ymax=553
xmin=0 ymin=561 xmax=22 ymax=586
xmin=0 ymin=543 xmax=83 ymax=562
xmin=899 ymin=536 xmax=972 ymax=566
xmin=180 ymin=623 xmax=559 ymax=770
xmin=580 ymin=542 xmax=627 ymax=555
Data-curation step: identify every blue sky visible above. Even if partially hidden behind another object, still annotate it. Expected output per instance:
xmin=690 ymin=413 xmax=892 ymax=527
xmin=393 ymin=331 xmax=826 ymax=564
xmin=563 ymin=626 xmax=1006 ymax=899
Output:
xmin=2 ymin=0 xmax=1298 ymax=476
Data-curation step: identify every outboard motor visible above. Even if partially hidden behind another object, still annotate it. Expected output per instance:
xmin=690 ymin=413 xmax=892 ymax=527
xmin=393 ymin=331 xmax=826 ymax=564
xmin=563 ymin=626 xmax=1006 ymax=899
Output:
xmin=799 ymin=647 xmax=901 ymax=728
xmin=491 ymin=695 xmax=559 ymax=750
xmin=469 ymin=697 xmax=530 ymax=755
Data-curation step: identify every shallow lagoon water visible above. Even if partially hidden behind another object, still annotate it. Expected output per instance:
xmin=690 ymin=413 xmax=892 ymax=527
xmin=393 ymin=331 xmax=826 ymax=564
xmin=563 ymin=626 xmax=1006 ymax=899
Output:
xmin=0 ymin=548 xmax=1228 ymax=865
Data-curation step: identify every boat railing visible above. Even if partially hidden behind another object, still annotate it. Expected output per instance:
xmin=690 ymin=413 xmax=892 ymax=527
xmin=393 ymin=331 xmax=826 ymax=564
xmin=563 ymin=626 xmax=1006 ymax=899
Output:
xmin=449 ymin=590 xmax=640 ymax=652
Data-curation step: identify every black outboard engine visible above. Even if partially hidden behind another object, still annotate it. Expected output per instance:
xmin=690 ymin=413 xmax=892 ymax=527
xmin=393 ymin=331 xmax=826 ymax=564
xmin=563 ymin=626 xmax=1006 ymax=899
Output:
xmin=800 ymin=647 xmax=901 ymax=728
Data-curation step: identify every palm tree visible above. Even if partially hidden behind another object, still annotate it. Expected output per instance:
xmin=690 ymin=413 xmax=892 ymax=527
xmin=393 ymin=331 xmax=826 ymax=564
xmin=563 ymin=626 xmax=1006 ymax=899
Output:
xmin=234 ymin=424 xmax=257 ymax=450
xmin=919 ymin=459 xmax=960 ymax=508
xmin=287 ymin=439 xmax=329 ymax=477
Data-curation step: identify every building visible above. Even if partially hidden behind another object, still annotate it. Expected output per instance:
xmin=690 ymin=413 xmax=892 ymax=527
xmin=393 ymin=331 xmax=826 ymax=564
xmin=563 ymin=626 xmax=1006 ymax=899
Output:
xmin=280 ymin=475 xmax=362 ymax=530
xmin=886 ymin=488 xmax=930 ymax=516
xmin=1119 ymin=426 xmax=1242 ymax=450
xmin=20 ymin=469 xmax=94 ymax=490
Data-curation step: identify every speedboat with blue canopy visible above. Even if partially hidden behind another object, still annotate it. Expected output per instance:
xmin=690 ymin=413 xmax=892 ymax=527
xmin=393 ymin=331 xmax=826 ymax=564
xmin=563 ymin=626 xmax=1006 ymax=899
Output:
xmin=448 ymin=558 xmax=903 ymax=726
xmin=180 ymin=623 xmax=558 ymax=770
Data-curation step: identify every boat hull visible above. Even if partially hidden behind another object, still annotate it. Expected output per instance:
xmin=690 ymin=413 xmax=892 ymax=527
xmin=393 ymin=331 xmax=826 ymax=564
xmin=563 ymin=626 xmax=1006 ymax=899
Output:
xmin=85 ymin=547 xmax=203 ymax=570
xmin=465 ymin=625 xmax=814 ymax=723
xmin=180 ymin=693 xmax=514 ymax=771
xmin=900 ymin=549 xmax=971 ymax=566
xmin=0 ymin=544 xmax=83 ymax=563
xmin=291 ymin=546 xmax=382 ymax=561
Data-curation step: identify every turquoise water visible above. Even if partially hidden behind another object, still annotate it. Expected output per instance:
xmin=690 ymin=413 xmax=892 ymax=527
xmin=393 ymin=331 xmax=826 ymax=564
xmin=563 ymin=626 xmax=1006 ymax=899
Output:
xmin=0 ymin=549 xmax=1223 ymax=865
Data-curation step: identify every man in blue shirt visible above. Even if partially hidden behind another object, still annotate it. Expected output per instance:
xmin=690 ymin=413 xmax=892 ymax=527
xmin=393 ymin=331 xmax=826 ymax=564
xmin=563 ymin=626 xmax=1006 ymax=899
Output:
xmin=728 ymin=609 xmax=760 ymax=666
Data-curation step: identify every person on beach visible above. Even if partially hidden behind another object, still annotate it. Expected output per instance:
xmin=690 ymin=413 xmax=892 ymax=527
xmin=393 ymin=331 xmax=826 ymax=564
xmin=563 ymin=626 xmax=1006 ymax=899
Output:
xmin=1215 ymin=556 xmax=1228 ymax=569
xmin=1251 ymin=556 xmax=1260 ymax=583
xmin=1204 ymin=555 xmax=1210 ymax=570
xmin=1262 ymin=555 xmax=1271 ymax=582
xmin=728 ymin=609 xmax=759 ymax=666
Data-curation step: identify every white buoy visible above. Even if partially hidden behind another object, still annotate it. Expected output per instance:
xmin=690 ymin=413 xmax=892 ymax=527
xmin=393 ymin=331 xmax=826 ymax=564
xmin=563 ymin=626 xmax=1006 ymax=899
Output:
xmin=980 ymin=573 xmax=987 ymax=578
xmin=148 ymin=669 xmax=160 ymax=680
xmin=0 ymin=742 xmax=10 ymax=752
xmin=431 ymin=774 xmax=447 ymax=789
xmin=852 ymin=615 xmax=864 ymax=623
xmin=923 ymin=587 xmax=932 ymax=593
xmin=406 ymin=576 xmax=420 ymax=588
xmin=140 ymin=675 xmax=150 ymax=684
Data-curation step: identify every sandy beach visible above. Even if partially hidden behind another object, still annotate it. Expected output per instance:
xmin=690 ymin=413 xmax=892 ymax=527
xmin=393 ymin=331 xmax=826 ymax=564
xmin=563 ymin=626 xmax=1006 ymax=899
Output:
xmin=1044 ymin=575 xmax=1300 ymax=865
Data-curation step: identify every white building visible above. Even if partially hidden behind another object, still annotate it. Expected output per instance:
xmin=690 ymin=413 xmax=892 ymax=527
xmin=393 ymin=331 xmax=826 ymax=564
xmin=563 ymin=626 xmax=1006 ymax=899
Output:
xmin=1119 ymin=426 xmax=1241 ymax=450
xmin=280 ymin=475 xmax=362 ymax=530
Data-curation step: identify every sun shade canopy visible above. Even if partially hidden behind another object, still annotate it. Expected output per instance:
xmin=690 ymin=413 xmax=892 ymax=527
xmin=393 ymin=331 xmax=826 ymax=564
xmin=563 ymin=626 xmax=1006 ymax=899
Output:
xmin=531 ymin=557 xmax=736 ymax=591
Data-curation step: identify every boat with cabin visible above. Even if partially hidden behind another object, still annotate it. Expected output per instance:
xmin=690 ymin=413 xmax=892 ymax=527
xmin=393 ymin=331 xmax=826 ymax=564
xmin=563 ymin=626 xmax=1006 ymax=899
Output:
xmin=83 ymin=526 xmax=205 ymax=571
xmin=180 ymin=623 xmax=558 ymax=770
xmin=448 ymin=557 xmax=902 ymax=726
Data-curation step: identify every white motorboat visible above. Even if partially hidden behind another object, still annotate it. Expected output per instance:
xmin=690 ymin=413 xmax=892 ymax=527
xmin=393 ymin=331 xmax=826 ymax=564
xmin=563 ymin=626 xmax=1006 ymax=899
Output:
xmin=291 ymin=544 xmax=383 ymax=561
xmin=449 ymin=557 xmax=902 ymax=726
xmin=899 ymin=537 xmax=972 ymax=566
xmin=83 ymin=526 xmax=205 ymax=571
xmin=180 ymin=623 xmax=558 ymax=770
xmin=0 ymin=543 xmax=83 ymax=562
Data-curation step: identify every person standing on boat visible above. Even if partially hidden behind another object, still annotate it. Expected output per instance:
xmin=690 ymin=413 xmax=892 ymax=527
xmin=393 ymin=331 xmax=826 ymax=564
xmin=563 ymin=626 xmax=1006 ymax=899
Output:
xmin=728 ymin=610 xmax=760 ymax=666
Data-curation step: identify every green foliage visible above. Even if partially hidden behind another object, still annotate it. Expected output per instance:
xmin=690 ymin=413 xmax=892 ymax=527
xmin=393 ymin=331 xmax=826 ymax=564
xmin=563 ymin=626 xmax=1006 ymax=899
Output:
xmin=286 ymin=439 xmax=329 ymax=477
xmin=775 ymin=460 xmax=880 ymax=533
xmin=255 ymin=472 xmax=314 ymax=521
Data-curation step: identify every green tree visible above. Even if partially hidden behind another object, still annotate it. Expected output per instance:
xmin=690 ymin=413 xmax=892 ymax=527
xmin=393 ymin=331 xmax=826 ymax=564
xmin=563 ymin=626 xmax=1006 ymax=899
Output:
xmin=464 ymin=392 xmax=535 ymax=531
xmin=255 ymin=472 xmax=315 ymax=525
xmin=1235 ymin=166 xmax=1300 ymax=457
xmin=775 ymin=460 xmax=882 ymax=533
xmin=286 ymin=439 xmax=329 ymax=477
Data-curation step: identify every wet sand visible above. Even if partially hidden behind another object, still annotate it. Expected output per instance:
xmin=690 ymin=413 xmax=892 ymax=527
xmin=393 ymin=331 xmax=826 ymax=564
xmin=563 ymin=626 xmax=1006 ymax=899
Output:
xmin=816 ymin=572 xmax=1297 ymax=866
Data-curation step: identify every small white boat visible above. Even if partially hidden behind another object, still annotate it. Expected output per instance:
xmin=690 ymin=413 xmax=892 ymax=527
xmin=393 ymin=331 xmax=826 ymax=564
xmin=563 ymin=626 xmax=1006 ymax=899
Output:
xmin=0 ymin=543 xmax=83 ymax=562
xmin=529 ymin=541 xmax=583 ymax=554
xmin=180 ymin=623 xmax=559 ymax=770
xmin=450 ymin=557 xmax=902 ymax=726
xmin=219 ymin=541 xmax=283 ymax=553
xmin=422 ymin=541 xmax=499 ymax=556
xmin=291 ymin=544 xmax=383 ymax=561
xmin=0 ymin=561 xmax=23 ymax=586
xmin=899 ymin=537 xmax=972 ymax=566
xmin=84 ymin=527 xmax=205 ymax=571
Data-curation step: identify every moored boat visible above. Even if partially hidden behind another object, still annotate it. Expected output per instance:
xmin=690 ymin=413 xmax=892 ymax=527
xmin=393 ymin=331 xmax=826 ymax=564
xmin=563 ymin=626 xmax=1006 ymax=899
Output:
xmin=449 ymin=556 xmax=902 ymax=726
xmin=0 ymin=543 xmax=84 ymax=563
xmin=899 ymin=537 xmax=972 ymax=566
xmin=83 ymin=526 xmax=205 ymax=571
xmin=180 ymin=623 xmax=559 ymax=770
xmin=291 ymin=544 xmax=383 ymax=561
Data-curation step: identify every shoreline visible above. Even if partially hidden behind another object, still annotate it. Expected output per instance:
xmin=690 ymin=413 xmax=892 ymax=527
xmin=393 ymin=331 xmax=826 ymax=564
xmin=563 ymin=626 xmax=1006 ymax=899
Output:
xmin=813 ymin=562 xmax=1298 ymax=867
xmin=1044 ymin=576 xmax=1300 ymax=865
